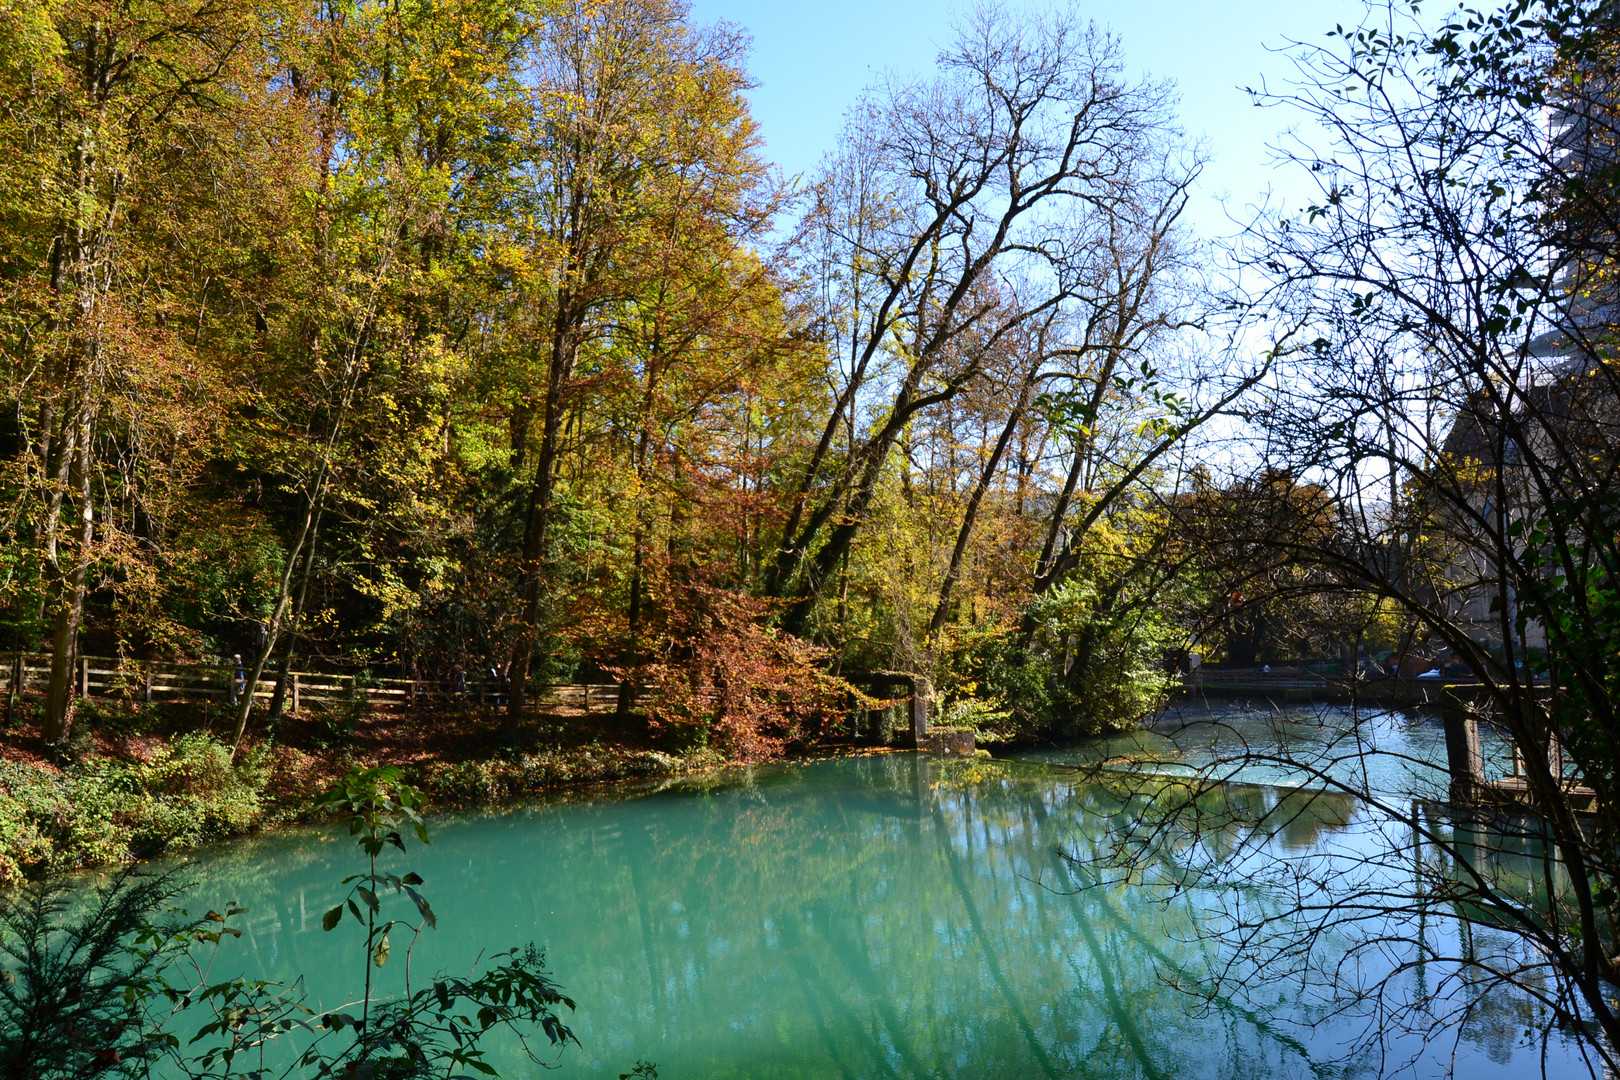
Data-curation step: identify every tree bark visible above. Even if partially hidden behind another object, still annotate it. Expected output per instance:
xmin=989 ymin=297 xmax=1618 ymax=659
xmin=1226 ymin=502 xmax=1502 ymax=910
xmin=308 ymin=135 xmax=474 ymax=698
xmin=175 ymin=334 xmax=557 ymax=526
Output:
xmin=929 ymin=371 xmax=1040 ymax=637
xmin=230 ymin=477 xmax=324 ymax=756
xmin=267 ymin=510 xmax=322 ymax=721
xmin=42 ymin=408 xmax=95 ymax=744
xmin=508 ymin=304 xmax=580 ymax=725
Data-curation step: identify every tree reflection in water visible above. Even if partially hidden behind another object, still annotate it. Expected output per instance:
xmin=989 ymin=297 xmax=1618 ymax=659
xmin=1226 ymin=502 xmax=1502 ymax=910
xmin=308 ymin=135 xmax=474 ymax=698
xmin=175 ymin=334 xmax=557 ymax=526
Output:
xmin=172 ymin=737 xmax=1578 ymax=1078
xmin=1046 ymin=704 xmax=1589 ymax=1076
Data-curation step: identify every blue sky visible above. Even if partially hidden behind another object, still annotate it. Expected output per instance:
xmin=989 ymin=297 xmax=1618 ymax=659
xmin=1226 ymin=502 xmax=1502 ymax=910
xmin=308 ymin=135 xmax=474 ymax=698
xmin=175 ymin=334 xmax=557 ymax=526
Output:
xmin=688 ymin=0 xmax=1369 ymax=239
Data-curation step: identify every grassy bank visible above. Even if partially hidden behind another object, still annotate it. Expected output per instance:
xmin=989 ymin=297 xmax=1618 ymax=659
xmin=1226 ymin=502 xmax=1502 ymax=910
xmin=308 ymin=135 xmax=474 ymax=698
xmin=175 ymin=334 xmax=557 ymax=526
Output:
xmin=0 ymin=702 xmax=722 ymax=884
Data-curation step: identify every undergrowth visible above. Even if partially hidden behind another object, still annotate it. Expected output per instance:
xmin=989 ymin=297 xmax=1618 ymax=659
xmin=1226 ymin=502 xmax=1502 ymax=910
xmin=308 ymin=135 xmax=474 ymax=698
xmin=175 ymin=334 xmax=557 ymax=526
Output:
xmin=0 ymin=734 xmax=270 ymax=885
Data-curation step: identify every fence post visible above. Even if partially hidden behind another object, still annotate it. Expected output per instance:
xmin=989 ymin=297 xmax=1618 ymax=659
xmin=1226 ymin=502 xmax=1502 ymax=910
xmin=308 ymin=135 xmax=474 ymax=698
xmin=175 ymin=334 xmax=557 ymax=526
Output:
xmin=143 ymin=663 xmax=153 ymax=703
xmin=81 ymin=656 xmax=90 ymax=697
xmin=291 ymin=673 xmax=300 ymax=713
xmin=1444 ymin=713 xmax=1484 ymax=802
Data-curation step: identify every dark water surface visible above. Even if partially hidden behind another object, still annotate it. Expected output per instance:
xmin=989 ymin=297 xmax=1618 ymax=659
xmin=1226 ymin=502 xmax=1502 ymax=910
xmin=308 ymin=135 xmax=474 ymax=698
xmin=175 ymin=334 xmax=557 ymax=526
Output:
xmin=168 ymin=707 xmax=1580 ymax=1079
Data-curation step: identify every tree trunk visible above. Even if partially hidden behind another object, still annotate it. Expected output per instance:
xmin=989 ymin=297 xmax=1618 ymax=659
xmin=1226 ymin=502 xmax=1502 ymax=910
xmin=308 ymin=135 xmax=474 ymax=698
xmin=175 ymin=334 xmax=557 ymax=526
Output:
xmin=929 ymin=372 xmax=1039 ymax=637
xmin=42 ymin=412 xmax=94 ymax=744
xmin=620 ymin=356 xmax=663 ymax=716
xmin=267 ymin=510 xmax=322 ymax=721
xmin=778 ymin=361 xmax=968 ymax=635
xmin=508 ymin=309 xmax=579 ymax=726
xmin=230 ymin=480 xmax=323 ymax=756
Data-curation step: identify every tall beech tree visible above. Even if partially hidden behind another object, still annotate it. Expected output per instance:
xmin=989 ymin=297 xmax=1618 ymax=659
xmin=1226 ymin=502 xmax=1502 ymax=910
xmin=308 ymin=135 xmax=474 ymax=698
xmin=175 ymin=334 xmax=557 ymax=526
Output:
xmin=503 ymin=0 xmax=783 ymax=719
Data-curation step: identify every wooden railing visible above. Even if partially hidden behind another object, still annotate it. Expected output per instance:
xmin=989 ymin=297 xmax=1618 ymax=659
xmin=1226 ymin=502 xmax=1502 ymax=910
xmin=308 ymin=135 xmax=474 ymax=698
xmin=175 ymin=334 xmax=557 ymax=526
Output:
xmin=1185 ymin=667 xmax=1490 ymax=688
xmin=1189 ymin=667 xmax=1331 ymax=687
xmin=2 ymin=654 xmax=647 ymax=714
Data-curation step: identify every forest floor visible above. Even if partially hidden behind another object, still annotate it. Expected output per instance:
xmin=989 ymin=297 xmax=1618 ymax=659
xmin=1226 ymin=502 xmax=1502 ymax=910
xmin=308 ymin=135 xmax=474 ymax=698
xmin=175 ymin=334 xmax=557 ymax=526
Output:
xmin=0 ymin=699 xmax=726 ymax=884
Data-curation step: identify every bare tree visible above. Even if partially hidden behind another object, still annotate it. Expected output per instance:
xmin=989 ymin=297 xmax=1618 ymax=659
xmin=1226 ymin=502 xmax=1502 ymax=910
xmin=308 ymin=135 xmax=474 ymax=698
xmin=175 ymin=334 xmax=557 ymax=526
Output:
xmin=771 ymin=4 xmax=1198 ymax=636
xmin=1094 ymin=3 xmax=1620 ymax=1073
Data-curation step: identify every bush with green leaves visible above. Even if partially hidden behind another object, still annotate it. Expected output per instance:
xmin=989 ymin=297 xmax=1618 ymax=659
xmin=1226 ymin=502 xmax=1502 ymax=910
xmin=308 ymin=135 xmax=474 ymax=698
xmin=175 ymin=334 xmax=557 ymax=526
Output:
xmin=0 ymin=734 xmax=269 ymax=884
xmin=940 ymin=528 xmax=1185 ymax=741
xmin=1026 ymin=574 xmax=1181 ymax=737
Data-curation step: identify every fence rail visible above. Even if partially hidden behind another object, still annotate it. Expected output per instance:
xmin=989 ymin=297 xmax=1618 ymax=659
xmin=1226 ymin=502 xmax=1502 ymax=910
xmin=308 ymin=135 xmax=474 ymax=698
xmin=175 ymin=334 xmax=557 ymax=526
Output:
xmin=2 ymin=654 xmax=648 ymax=714
xmin=1186 ymin=667 xmax=1497 ymax=686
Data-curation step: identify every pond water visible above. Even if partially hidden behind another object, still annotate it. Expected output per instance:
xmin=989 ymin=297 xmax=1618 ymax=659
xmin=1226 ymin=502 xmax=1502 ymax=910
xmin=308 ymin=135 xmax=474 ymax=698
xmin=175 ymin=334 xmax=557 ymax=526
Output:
xmin=167 ymin=705 xmax=1582 ymax=1079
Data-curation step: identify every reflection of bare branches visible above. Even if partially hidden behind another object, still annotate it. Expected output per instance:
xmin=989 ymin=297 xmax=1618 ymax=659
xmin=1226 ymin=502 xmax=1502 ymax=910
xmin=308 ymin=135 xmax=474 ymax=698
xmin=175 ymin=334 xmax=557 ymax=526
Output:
xmin=1055 ymin=702 xmax=1605 ymax=1076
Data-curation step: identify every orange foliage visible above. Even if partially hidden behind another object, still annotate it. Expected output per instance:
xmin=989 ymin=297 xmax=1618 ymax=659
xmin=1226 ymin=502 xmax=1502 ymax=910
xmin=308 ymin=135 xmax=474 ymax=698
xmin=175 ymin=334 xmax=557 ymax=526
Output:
xmin=629 ymin=584 xmax=857 ymax=761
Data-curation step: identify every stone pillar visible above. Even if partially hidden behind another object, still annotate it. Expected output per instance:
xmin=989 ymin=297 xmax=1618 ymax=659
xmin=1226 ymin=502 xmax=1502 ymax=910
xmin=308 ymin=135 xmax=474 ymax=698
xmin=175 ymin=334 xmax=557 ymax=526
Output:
xmin=1444 ymin=713 xmax=1484 ymax=802
xmin=910 ymin=676 xmax=931 ymax=746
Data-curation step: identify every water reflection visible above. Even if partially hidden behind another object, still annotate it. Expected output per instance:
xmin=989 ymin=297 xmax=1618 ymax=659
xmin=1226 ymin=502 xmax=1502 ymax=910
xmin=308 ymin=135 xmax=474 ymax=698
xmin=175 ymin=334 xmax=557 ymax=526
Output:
xmin=163 ymin=744 xmax=1578 ymax=1079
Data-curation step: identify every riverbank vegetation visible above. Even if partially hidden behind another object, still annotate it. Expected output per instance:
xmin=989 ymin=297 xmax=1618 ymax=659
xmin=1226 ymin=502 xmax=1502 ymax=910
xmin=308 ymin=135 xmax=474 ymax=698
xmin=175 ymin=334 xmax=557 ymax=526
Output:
xmin=0 ymin=704 xmax=711 ymax=884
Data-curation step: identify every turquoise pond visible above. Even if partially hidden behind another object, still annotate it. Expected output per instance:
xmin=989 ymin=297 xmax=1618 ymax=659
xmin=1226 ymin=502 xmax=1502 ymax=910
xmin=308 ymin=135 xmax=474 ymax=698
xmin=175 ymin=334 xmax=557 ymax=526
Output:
xmin=154 ymin=705 xmax=1583 ymax=1079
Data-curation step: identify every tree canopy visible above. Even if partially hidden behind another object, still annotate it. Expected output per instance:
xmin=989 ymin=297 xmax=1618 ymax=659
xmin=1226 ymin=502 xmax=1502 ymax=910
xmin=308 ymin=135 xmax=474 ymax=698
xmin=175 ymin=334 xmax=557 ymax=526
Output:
xmin=0 ymin=0 xmax=1226 ymax=750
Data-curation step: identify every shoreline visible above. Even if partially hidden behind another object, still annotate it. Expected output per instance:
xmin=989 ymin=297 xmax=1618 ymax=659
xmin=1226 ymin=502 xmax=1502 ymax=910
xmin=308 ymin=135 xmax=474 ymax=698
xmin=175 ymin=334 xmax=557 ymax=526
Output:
xmin=0 ymin=702 xmax=975 ymax=885
xmin=0 ymin=703 xmax=736 ymax=885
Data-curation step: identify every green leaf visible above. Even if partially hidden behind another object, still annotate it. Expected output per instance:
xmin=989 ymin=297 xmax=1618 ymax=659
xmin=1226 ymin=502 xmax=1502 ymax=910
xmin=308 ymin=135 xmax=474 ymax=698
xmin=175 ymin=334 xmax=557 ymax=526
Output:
xmin=404 ymin=886 xmax=437 ymax=928
xmin=373 ymin=934 xmax=391 ymax=967
xmin=322 ymin=906 xmax=343 ymax=932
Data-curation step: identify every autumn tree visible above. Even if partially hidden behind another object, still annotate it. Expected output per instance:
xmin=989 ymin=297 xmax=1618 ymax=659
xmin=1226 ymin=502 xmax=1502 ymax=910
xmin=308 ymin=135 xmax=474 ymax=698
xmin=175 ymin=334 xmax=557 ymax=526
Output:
xmin=502 ymin=0 xmax=796 ymax=719
xmin=222 ymin=0 xmax=544 ymax=752
xmin=0 ymin=0 xmax=292 ymax=743
xmin=771 ymin=5 xmax=1226 ymax=648
xmin=1166 ymin=470 xmax=1366 ymax=667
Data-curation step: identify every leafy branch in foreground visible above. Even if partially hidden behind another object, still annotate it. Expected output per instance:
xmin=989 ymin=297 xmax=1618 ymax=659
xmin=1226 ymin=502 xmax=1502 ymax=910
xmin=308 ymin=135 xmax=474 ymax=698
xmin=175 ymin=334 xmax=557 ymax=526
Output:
xmin=0 ymin=765 xmax=640 ymax=1080
xmin=0 ymin=869 xmax=204 ymax=1080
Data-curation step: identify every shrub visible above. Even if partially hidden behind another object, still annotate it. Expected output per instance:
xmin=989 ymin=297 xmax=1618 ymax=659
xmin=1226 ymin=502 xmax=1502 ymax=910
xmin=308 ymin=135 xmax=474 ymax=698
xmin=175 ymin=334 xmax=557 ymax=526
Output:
xmin=0 ymin=869 xmax=199 ymax=1080
xmin=123 ymin=734 xmax=267 ymax=851
xmin=0 ymin=734 xmax=269 ymax=885
xmin=940 ymin=536 xmax=1185 ymax=742
xmin=635 ymin=585 xmax=861 ymax=760
xmin=1025 ymin=575 xmax=1180 ymax=737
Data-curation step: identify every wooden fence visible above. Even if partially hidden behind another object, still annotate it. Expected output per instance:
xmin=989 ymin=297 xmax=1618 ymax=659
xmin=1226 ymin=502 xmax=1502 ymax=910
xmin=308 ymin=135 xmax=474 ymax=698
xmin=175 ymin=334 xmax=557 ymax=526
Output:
xmin=1188 ymin=667 xmax=1334 ymax=690
xmin=2 ymin=654 xmax=646 ymax=714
